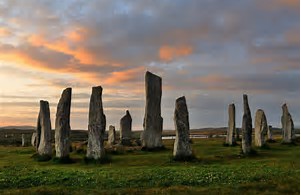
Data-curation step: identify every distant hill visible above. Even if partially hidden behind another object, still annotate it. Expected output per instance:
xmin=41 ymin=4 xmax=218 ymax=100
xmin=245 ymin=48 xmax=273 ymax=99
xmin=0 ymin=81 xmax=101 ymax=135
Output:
xmin=0 ymin=126 xmax=35 ymax=130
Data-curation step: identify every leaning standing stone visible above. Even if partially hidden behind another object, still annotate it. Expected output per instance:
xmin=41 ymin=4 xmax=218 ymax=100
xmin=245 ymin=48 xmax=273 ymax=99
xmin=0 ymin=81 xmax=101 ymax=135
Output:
xmin=254 ymin=109 xmax=268 ymax=147
xmin=86 ymin=86 xmax=106 ymax=160
xmin=226 ymin=103 xmax=236 ymax=145
xmin=55 ymin=88 xmax=72 ymax=158
xmin=36 ymin=100 xmax=52 ymax=156
xmin=141 ymin=71 xmax=163 ymax=149
xmin=281 ymin=104 xmax=295 ymax=143
xmin=120 ymin=110 xmax=132 ymax=146
xmin=108 ymin=125 xmax=116 ymax=145
xmin=173 ymin=96 xmax=192 ymax=159
xmin=31 ymin=132 xmax=37 ymax=147
xmin=241 ymin=94 xmax=252 ymax=154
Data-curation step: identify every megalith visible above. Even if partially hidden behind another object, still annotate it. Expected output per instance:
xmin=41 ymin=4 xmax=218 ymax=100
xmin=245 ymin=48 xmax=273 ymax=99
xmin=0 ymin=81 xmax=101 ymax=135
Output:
xmin=31 ymin=132 xmax=37 ymax=147
xmin=120 ymin=110 xmax=132 ymax=146
xmin=36 ymin=100 xmax=52 ymax=156
xmin=108 ymin=125 xmax=116 ymax=145
xmin=86 ymin=86 xmax=106 ymax=160
xmin=55 ymin=88 xmax=72 ymax=158
xmin=226 ymin=103 xmax=236 ymax=145
xmin=22 ymin=134 xmax=30 ymax=147
xmin=281 ymin=104 xmax=295 ymax=143
xmin=254 ymin=109 xmax=268 ymax=147
xmin=241 ymin=94 xmax=252 ymax=154
xmin=173 ymin=96 xmax=192 ymax=159
xmin=141 ymin=71 xmax=163 ymax=149
xmin=267 ymin=125 xmax=273 ymax=140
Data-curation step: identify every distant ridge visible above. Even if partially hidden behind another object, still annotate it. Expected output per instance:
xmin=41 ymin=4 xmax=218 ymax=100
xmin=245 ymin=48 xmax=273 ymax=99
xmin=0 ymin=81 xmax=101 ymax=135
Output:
xmin=0 ymin=126 xmax=35 ymax=130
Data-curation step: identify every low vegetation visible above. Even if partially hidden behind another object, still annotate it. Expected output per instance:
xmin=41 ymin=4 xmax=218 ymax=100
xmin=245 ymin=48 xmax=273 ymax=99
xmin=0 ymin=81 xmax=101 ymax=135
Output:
xmin=0 ymin=137 xmax=299 ymax=194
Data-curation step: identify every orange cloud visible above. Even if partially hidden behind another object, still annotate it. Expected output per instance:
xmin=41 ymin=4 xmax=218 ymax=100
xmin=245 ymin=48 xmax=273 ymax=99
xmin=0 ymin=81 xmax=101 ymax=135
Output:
xmin=104 ymin=66 xmax=145 ymax=85
xmin=159 ymin=45 xmax=193 ymax=61
xmin=0 ymin=27 xmax=11 ymax=36
xmin=257 ymin=0 xmax=299 ymax=10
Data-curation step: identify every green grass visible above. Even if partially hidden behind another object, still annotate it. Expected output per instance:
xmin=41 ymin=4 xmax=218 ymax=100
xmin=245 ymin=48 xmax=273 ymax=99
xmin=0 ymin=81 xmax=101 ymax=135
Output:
xmin=0 ymin=138 xmax=299 ymax=194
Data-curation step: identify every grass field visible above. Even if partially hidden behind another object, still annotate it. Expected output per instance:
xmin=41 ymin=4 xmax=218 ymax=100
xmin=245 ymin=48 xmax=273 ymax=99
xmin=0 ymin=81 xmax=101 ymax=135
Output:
xmin=0 ymin=137 xmax=299 ymax=194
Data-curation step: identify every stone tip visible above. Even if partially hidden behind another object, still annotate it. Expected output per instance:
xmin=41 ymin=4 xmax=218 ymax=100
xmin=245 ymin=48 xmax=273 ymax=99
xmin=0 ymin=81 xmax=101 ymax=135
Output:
xmin=92 ymin=86 xmax=103 ymax=92
xmin=176 ymin=96 xmax=186 ymax=103
xmin=145 ymin=71 xmax=161 ymax=79
xmin=126 ymin=110 xmax=130 ymax=115
xmin=40 ymin=100 xmax=49 ymax=104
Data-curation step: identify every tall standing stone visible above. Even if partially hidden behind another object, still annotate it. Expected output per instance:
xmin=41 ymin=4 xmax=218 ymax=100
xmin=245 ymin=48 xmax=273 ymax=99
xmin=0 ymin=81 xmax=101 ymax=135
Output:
xmin=281 ymin=104 xmax=295 ymax=143
xmin=120 ymin=110 xmax=132 ymax=146
xmin=267 ymin=125 xmax=273 ymax=140
xmin=241 ymin=94 xmax=252 ymax=154
xmin=173 ymin=96 xmax=192 ymax=159
xmin=226 ymin=103 xmax=236 ymax=145
xmin=86 ymin=86 xmax=106 ymax=160
xmin=31 ymin=132 xmax=37 ymax=147
xmin=36 ymin=100 xmax=52 ymax=156
xmin=254 ymin=109 xmax=268 ymax=147
xmin=142 ymin=71 xmax=163 ymax=149
xmin=22 ymin=134 xmax=30 ymax=147
xmin=55 ymin=88 xmax=72 ymax=158
xmin=108 ymin=125 xmax=116 ymax=145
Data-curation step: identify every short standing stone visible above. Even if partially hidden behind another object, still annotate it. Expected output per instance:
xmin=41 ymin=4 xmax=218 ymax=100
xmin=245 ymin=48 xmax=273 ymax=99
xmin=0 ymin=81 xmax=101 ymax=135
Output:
xmin=281 ymin=104 xmax=295 ymax=143
xmin=142 ymin=71 xmax=163 ymax=149
xmin=226 ymin=103 xmax=236 ymax=145
xmin=108 ymin=125 xmax=116 ymax=145
xmin=86 ymin=86 xmax=106 ymax=160
xmin=22 ymin=134 xmax=30 ymax=147
xmin=241 ymin=94 xmax=252 ymax=154
xmin=120 ymin=110 xmax=132 ymax=146
xmin=173 ymin=96 xmax=192 ymax=159
xmin=31 ymin=132 xmax=37 ymax=147
xmin=254 ymin=109 xmax=268 ymax=147
xmin=55 ymin=88 xmax=72 ymax=158
xmin=267 ymin=125 xmax=273 ymax=140
xmin=36 ymin=100 xmax=52 ymax=156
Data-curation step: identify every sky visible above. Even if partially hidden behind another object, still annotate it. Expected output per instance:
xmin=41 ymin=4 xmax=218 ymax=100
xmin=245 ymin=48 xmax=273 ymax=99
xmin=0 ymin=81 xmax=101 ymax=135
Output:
xmin=0 ymin=0 xmax=299 ymax=130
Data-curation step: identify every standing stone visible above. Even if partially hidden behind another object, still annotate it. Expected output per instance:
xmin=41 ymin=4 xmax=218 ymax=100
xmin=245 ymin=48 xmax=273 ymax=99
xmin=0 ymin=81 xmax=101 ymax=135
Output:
xmin=108 ymin=125 xmax=116 ymax=145
xmin=36 ymin=100 xmax=52 ymax=156
xmin=235 ymin=128 xmax=240 ymax=140
xmin=22 ymin=134 xmax=30 ymax=147
xmin=281 ymin=104 xmax=295 ymax=143
xmin=267 ymin=125 xmax=273 ymax=140
xmin=173 ymin=96 xmax=192 ymax=159
xmin=55 ymin=88 xmax=72 ymax=158
xmin=86 ymin=86 xmax=106 ymax=160
xmin=142 ymin=71 xmax=163 ymax=149
xmin=226 ymin=104 xmax=236 ymax=145
xmin=254 ymin=109 xmax=268 ymax=147
xmin=120 ymin=110 xmax=132 ymax=146
xmin=31 ymin=132 xmax=37 ymax=147
xmin=241 ymin=94 xmax=252 ymax=154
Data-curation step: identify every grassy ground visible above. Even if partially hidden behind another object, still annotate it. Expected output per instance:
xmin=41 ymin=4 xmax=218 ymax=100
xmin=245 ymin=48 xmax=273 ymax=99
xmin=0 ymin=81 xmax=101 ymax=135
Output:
xmin=0 ymin=137 xmax=299 ymax=195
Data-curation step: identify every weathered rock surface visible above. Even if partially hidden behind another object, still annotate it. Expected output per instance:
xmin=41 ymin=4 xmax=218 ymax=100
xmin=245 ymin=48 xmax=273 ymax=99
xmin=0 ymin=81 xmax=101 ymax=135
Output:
xmin=142 ymin=71 xmax=163 ymax=149
xmin=241 ymin=94 xmax=252 ymax=154
xmin=254 ymin=109 xmax=268 ymax=147
xmin=281 ymin=104 xmax=295 ymax=143
xmin=226 ymin=103 xmax=236 ymax=145
xmin=108 ymin=125 xmax=116 ymax=145
xmin=31 ymin=132 xmax=37 ymax=147
xmin=120 ymin=110 xmax=132 ymax=145
xmin=36 ymin=100 xmax=52 ymax=156
xmin=267 ymin=125 xmax=273 ymax=140
xmin=173 ymin=96 xmax=192 ymax=159
xmin=55 ymin=88 xmax=72 ymax=158
xmin=86 ymin=86 xmax=106 ymax=160
xmin=21 ymin=134 xmax=30 ymax=147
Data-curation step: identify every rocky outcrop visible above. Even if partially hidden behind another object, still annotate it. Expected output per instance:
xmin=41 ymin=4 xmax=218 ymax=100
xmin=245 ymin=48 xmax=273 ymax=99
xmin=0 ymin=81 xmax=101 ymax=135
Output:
xmin=254 ymin=109 xmax=267 ymax=147
xmin=141 ymin=71 xmax=163 ymax=149
xmin=173 ymin=96 xmax=192 ymax=159
xmin=86 ymin=86 xmax=106 ymax=160
xmin=55 ymin=88 xmax=72 ymax=158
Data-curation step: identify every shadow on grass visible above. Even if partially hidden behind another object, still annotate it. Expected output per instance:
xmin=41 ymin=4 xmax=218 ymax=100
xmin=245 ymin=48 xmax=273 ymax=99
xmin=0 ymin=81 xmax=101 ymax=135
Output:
xmin=223 ymin=142 xmax=239 ymax=147
xmin=141 ymin=146 xmax=167 ymax=152
xmin=83 ymin=155 xmax=112 ymax=164
xmin=52 ymin=156 xmax=76 ymax=164
xmin=31 ymin=153 xmax=52 ymax=162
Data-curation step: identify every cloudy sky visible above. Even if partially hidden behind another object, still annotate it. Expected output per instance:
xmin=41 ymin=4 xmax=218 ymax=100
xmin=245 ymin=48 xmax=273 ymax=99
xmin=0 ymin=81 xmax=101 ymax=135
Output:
xmin=0 ymin=0 xmax=299 ymax=130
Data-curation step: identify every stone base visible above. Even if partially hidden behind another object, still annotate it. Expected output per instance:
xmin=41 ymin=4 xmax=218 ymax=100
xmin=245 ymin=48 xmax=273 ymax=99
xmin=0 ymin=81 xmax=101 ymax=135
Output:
xmin=120 ymin=139 xmax=132 ymax=146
